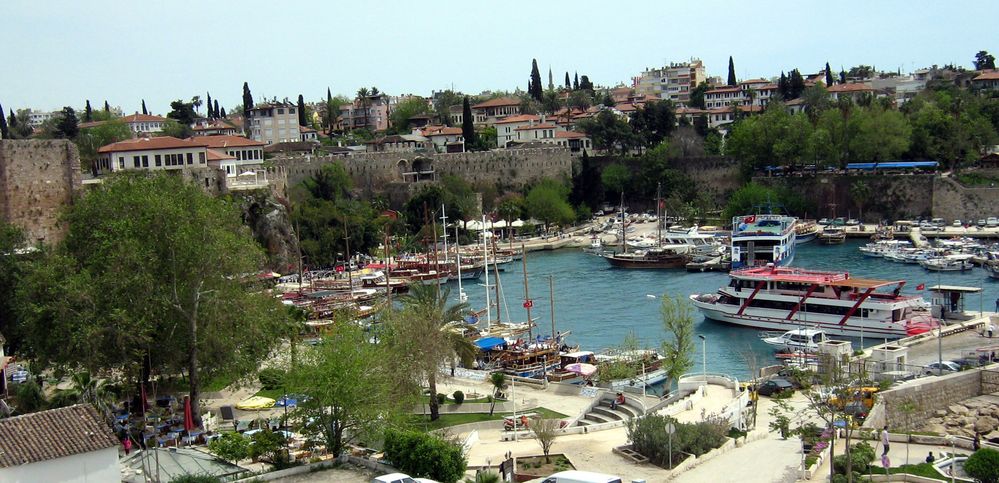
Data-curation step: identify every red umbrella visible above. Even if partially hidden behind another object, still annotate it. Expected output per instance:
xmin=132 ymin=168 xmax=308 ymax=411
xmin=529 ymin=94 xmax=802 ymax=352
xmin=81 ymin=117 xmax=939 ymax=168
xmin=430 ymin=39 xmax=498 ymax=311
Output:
xmin=183 ymin=396 xmax=195 ymax=431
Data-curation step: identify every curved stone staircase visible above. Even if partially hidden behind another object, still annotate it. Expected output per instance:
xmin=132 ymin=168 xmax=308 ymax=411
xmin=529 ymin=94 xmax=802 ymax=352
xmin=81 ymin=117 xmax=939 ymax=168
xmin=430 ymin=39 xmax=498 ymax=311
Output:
xmin=577 ymin=394 xmax=644 ymax=426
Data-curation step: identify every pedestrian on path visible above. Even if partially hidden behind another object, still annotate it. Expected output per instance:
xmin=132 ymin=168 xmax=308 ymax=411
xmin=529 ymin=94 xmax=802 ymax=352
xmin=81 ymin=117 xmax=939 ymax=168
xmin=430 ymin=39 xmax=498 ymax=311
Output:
xmin=881 ymin=425 xmax=891 ymax=456
xmin=995 ymin=297 xmax=999 ymax=312
xmin=989 ymin=323 xmax=995 ymax=339
xmin=926 ymin=451 xmax=935 ymax=464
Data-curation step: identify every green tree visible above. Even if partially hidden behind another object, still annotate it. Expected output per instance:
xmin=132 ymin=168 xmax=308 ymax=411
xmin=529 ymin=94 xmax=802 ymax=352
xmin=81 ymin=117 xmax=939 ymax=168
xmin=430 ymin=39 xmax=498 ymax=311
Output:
xmin=208 ymin=432 xmax=250 ymax=464
xmin=141 ymin=100 xmax=148 ymax=115
xmin=660 ymin=295 xmax=695 ymax=388
xmin=461 ymin=97 xmax=478 ymax=149
xmin=727 ymin=56 xmax=737 ymax=86
xmin=788 ymin=69 xmax=805 ymax=99
xmin=0 ymin=223 xmax=29 ymax=352
xmin=167 ymin=99 xmax=197 ymax=126
xmin=388 ymin=284 xmax=475 ymax=421
xmin=578 ymin=75 xmax=594 ymax=92
xmin=389 ymin=97 xmax=430 ymax=134
xmin=565 ymin=72 xmax=571 ymax=89
xmin=722 ymin=183 xmax=780 ymax=220
xmin=384 ymin=429 xmax=467 ymax=483
xmin=17 ymin=173 xmax=288 ymax=422
xmin=296 ymin=94 xmax=307 ymax=126
xmin=974 ymin=50 xmax=996 ymax=70
xmin=525 ymin=179 xmax=575 ymax=233
xmin=542 ymin=89 xmax=563 ymax=114
xmin=601 ymin=163 xmax=630 ymax=201
xmin=825 ymin=62 xmax=834 ymax=86
xmin=206 ymin=93 xmax=213 ymax=119
xmin=242 ymin=81 xmax=254 ymax=116
xmin=631 ymin=100 xmax=676 ymax=148
xmin=54 ymin=371 xmax=114 ymax=418
xmin=689 ymin=82 xmax=709 ymax=109
xmin=440 ymin=175 xmax=480 ymax=228
xmin=566 ymin=90 xmax=591 ymax=111
xmin=965 ymin=448 xmax=999 ymax=483
xmin=76 ymin=119 xmax=132 ymax=171
xmin=356 ymin=87 xmax=371 ymax=129
xmin=432 ymin=90 xmax=463 ymax=126
xmin=529 ymin=59 xmax=544 ymax=101
xmin=53 ymin=106 xmax=79 ymax=139
xmin=573 ymin=72 xmax=579 ymax=90
xmin=161 ymin=119 xmax=192 ymax=139
xmin=0 ymin=101 xmax=8 ymax=139
xmin=848 ymin=106 xmax=911 ymax=162
xmin=801 ymin=84 xmax=831 ymax=123
xmin=531 ymin=416 xmax=562 ymax=463
xmin=577 ymin=110 xmax=637 ymax=154
xmin=83 ymin=100 xmax=93 ymax=122
xmin=287 ymin=322 xmax=411 ymax=456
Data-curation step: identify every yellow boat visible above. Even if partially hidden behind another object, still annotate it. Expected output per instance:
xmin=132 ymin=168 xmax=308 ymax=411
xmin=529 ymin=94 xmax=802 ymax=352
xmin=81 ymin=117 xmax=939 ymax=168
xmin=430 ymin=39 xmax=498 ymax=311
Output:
xmin=235 ymin=396 xmax=276 ymax=410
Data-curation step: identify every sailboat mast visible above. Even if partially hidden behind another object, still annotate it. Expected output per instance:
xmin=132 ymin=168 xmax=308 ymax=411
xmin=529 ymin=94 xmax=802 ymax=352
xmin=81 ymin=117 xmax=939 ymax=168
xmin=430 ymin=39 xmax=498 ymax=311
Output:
xmin=656 ymin=182 xmax=662 ymax=247
xmin=440 ymin=204 xmax=449 ymax=264
xmin=549 ymin=275 xmax=556 ymax=344
xmin=491 ymin=236 xmax=504 ymax=323
xmin=482 ymin=215 xmax=491 ymax=328
xmin=344 ymin=217 xmax=353 ymax=290
xmin=620 ymin=192 xmax=627 ymax=253
xmin=431 ymin=205 xmax=440 ymax=298
xmin=522 ymin=242 xmax=532 ymax=341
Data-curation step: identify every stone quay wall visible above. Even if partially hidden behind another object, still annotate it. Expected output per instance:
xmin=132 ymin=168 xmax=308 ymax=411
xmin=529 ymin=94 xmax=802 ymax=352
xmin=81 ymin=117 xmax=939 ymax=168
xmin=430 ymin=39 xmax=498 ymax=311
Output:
xmin=266 ymin=147 xmax=573 ymax=196
xmin=870 ymin=368 xmax=990 ymax=429
xmin=0 ymin=139 xmax=82 ymax=244
xmin=932 ymin=176 xmax=999 ymax=221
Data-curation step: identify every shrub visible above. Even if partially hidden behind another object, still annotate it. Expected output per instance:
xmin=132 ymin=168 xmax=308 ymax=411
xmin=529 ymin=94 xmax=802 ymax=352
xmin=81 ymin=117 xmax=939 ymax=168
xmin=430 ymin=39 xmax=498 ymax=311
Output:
xmin=965 ymin=448 xmax=999 ymax=483
xmin=436 ymin=393 xmax=447 ymax=405
xmin=169 ymin=476 xmax=222 ymax=483
xmin=248 ymin=428 xmax=287 ymax=466
xmin=384 ymin=429 xmax=467 ymax=483
xmin=833 ymin=441 xmax=875 ymax=475
xmin=453 ymin=390 xmax=465 ymax=405
xmin=258 ymin=368 xmax=286 ymax=390
xmin=207 ymin=432 xmax=249 ymax=463
xmin=626 ymin=414 xmax=729 ymax=469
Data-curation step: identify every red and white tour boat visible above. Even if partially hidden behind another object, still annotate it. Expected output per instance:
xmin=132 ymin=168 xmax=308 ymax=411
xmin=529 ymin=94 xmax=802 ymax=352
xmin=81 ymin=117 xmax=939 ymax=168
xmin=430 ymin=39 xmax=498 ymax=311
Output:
xmin=689 ymin=265 xmax=938 ymax=339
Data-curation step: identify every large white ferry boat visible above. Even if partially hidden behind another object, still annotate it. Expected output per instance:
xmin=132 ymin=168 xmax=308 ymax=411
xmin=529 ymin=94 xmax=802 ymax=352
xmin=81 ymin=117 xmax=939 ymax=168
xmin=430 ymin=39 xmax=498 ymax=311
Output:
xmin=730 ymin=214 xmax=797 ymax=269
xmin=689 ymin=265 xmax=937 ymax=339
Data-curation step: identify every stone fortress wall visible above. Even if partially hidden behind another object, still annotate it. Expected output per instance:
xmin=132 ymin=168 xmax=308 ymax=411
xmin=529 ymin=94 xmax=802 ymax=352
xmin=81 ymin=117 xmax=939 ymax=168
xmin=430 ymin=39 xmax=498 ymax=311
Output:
xmin=0 ymin=140 xmax=82 ymax=244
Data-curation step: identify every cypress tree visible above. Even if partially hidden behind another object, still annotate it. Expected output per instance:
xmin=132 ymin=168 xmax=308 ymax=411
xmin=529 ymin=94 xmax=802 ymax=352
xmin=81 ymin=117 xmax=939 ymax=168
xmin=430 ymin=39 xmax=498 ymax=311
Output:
xmin=297 ymin=94 xmax=307 ymax=126
xmin=825 ymin=62 xmax=834 ymax=86
xmin=727 ymin=56 xmax=737 ymax=86
xmin=220 ymin=106 xmax=226 ymax=118
xmin=565 ymin=72 xmax=571 ymax=89
xmin=789 ymin=69 xmax=805 ymax=99
xmin=206 ymin=92 xmax=213 ymax=119
xmin=213 ymin=99 xmax=219 ymax=119
xmin=839 ymin=70 xmax=847 ymax=84
xmin=242 ymin=82 xmax=254 ymax=117
xmin=573 ymin=72 xmax=579 ymax=90
xmin=461 ymin=96 xmax=477 ymax=150
xmin=778 ymin=72 xmax=788 ymax=99
xmin=55 ymin=106 xmax=79 ymax=139
xmin=9 ymin=109 xmax=18 ymax=130
xmin=141 ymin=99 xmax=148 ymax=115
xmin=529 ymin=59 xmax=543 ymax=101
xmin=579 ymin=75 xmax=593 ymax=92
xmin=103 ymin=100 xmax=110 ymax=112
xmin=84 ymin=100 xmax=93 ymax=122
xmin=326 ymin=87 xmax=333 ymax=132
xmin=0 ymin=102 xmax=8 ymax=139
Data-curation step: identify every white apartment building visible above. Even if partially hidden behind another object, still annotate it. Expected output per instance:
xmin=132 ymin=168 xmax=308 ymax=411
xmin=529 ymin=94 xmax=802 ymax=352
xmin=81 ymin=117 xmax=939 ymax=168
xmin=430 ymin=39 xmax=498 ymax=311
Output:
xmin=27 ymin=110 xmax=56 ymax=127
xmin=703 ymin=80 xmax=778 ymax=109
xmin=195 ymin=135 xmax=266 ymax=175
xmin=96 ymin=136 xmax=208 ymax=174
xmin=248 ymin=102 xmax=300 ymax=144
xmin=120 ymin=113 xmax=167 ymax=134
xmin=632 ymin=59 xmax=706 ymax=106
xmin=494 ymin=114 xmax=540 ymax=148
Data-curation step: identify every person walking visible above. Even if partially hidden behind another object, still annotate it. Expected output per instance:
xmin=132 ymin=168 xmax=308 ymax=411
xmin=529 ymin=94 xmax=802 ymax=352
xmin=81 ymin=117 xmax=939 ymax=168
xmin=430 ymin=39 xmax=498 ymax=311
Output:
xmin=989 ymin=322 xmax=995 ymax=339
xmin=881 ymin=425 xmax=891 ymax=456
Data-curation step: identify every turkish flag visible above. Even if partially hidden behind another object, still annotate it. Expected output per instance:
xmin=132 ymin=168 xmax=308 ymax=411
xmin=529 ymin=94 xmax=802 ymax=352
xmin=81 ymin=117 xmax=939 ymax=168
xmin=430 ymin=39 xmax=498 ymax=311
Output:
xmin=523 ymin=300 xmax=534 ymax=309
xmin=659 ymin=199 xmax=665 ymax=210
xmin=743 ymin=215 xmax=757 ymax=224
xmin=916 ymin=283 xmax=925 ymax=290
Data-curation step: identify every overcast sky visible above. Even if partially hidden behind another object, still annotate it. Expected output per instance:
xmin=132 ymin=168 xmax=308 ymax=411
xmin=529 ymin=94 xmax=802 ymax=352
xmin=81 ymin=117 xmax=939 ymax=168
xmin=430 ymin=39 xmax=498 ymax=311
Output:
xmin=2 ymin=0 xmax=995 ymax=115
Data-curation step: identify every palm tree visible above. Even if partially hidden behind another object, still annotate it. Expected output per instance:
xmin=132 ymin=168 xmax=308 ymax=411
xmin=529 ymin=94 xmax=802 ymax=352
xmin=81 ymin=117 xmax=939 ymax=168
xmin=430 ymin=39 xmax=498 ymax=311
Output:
xmin=398 ymin=284 xmax=475 ymax=421
xmin=849 ymin=181 xmax=872 ymax=222
xmin=56 ymin=371 xmax=113 ymax=419
xmin=488 ymin=372 xmax=506 ymax=415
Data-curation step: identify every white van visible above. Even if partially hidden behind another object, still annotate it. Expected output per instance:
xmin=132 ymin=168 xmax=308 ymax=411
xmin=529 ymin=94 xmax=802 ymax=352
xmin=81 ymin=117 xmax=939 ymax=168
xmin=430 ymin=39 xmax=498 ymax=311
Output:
xmin=541 ymin=470 xmax=623 ymax=483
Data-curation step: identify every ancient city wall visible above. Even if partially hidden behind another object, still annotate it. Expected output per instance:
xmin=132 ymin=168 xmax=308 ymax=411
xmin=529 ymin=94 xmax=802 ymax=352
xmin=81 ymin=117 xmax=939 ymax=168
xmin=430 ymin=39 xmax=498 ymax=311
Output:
xmin=267 ymin=148 xmax=573 ymax=195
xmin=756 ymin=174 xmax=936 ymax=221
xmin=931 ymin=176 xmax=999 ymax=221
xmin=874 ymin=369 xmax=984 ymax=428
xmin=0 ymin=139 xmax=81 ymax=244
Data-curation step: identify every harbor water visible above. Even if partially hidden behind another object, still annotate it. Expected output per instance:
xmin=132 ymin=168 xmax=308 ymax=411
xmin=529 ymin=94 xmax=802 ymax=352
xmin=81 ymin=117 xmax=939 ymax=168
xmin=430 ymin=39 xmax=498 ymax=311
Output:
xmin=451 ymin=240 xmax=999 ymax=381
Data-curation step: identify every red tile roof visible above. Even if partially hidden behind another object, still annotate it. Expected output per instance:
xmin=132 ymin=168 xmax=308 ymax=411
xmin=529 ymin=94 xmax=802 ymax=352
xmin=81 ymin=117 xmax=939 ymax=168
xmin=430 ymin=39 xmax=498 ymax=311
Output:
xmin=514 ymin=123 xmax=557 ymax=131
xmin=206 ymin=148 xmax=235 ymax=161
xmin=194 ymin=135 xmax=265 ymax=149
xmin=98 ymin=136 xmax=206 ymax=153
xmin=0 ymin=404 xmax=118 ymax=468
xmin=299 ymin=125 xmax=317 ymax=133
xmin=740 ymin=78 xmax=769 ymax=85
xmin=973 ymin=70 xmax=999 ymax=81
xmin=422 ymin=126 xmax=463 ymax=136
xmin=827 ymin=83 xmax=874 ymax=93
xmin=120 ymin=113 xmax=168 ymax=123
xmin=706 ymin=87 xmax=743 ymax=95
xmin=614 ymin=103 xmax=638 ymax=112
xmin=555 ymin=131 xmax=587 ymax=139
xmin=495 ymin=114 xmax=540 ymax=124
xmin=471 ymin=97 xmax=521 ymax=109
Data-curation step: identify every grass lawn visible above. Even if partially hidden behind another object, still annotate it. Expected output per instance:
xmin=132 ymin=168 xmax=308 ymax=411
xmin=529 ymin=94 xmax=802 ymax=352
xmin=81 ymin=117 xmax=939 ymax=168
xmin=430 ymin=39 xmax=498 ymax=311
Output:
xmin=407 ymin=407 xmax=570 ymax=432
xmin=419 ymin=395 xmax=496 ymax=405
xmin=254 ymin=387 xmax=286 ymax=400
xmin=869 ymin=462 xmax=941 ymax=479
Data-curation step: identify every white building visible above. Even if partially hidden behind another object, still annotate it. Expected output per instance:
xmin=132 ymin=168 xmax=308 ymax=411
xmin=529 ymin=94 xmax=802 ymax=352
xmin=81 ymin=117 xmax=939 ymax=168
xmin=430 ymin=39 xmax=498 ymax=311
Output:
xmin=120 ymin=113 xmax=168 ymax=134
xmin=96 ymin=136 xmax=208 ymax=174
xmin=632 ymin=59 xmax=707 ymax=106
xmin=195 ymin=135 xmax=266 ymax=176
xmin=299 ymin=125 xmax=319 ymax=142
xmin=419 ymin=126 xmax=465 ymax=153
xmin=248 ymin=102 xmax=301 ymax=145
xmin=494 ymin=114 xmax=540 ymax=148
xmin=27 ymin=110 xmax=56 ymax=127
xmin=0 ymin=404 xmax=120 ymax=483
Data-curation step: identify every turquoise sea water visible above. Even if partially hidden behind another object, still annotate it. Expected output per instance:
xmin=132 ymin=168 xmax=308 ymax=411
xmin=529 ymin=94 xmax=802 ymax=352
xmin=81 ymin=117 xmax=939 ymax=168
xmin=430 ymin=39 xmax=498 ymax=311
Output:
xmin=449 ymin=240 xmax=999 ymax=380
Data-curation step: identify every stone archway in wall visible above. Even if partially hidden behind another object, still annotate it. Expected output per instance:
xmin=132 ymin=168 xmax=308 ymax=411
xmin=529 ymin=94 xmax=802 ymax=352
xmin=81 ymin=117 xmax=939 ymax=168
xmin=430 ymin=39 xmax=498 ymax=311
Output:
xmin=397 ymin=159 xmax=410 ymax=182
xmin=412 ymin=157 xmax=435 ymax=181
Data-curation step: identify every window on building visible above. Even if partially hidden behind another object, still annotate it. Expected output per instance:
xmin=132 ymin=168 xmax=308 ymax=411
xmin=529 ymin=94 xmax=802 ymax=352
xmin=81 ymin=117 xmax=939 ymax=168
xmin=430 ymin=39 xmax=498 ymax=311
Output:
xmin=277 ymin=108 xmax=284 ymax=115
xmin=187 ymin=153 xmax=193 ymax=165
xmin=289 ymin=108 xmax=295 ymax=114
xmin=118 ymin=157 xmax=124 ymax=169
xmin=133 ymin=156 xmax=140 ymax=168
xmin=142 ymin=155 xmax=149 ymax=167
xmin=199 ymin=152 xmax=206 ymax=164
xmin=155 ymin=154 xmax=161 ymax=166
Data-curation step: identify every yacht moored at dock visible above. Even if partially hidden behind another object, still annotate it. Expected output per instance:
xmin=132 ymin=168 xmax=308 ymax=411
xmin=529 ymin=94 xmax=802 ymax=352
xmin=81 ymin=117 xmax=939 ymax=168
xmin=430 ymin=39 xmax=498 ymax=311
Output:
xmin=689 ymin=265 xmax=937 ymax=339
xmin=730 ymin=214 xmax=798 ymax=269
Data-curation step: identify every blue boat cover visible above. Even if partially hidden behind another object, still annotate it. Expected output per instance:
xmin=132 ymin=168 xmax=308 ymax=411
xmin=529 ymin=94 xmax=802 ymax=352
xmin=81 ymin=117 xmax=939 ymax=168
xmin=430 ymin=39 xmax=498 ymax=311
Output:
xmin=475 ymin=337 xmax=506 ymax=350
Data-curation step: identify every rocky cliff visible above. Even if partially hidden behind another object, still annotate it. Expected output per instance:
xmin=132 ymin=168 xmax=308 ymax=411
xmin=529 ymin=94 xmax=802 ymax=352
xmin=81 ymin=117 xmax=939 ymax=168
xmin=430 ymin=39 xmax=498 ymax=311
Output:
xmin=237 ymin=191 xmax=299 ymax=272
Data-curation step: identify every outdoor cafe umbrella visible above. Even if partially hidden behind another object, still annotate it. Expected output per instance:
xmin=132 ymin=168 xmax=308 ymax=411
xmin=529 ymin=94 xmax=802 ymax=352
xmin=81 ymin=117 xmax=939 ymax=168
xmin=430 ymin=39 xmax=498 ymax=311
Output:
xmin=564 ymin=363 xmax=597 ymax=378
xmin=183 ymin=396 xmax=195 ymax=431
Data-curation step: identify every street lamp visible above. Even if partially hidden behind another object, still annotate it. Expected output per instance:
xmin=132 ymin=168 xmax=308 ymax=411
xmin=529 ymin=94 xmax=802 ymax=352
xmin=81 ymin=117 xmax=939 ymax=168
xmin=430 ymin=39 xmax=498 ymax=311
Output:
xmin=698 ymin=335 xmax=707 ymax=383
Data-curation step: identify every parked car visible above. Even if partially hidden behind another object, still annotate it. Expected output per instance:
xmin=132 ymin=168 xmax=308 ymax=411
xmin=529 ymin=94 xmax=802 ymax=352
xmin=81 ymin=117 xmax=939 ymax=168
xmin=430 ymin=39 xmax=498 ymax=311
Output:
xmin=846 ymin=219 xmax=860 ymax=226
xmin=953 ymin=220 xmax=962 ymax=227
xmin=818 ymin=218 xmax=831 ymax=225
xmin=842 ymin=401 xmax=869 ymax=421
xmin=978 ymin=219 xmax=987 ymax=227
xmin=757 ymin=378 xmax=795 ymax=397
xmin=832 ymin=217 xmax=846 ymax=226
xmin=924 ymin=361 xmax=961 ymax=375
xmin=988 ymin=217 xmax=999 ymax=227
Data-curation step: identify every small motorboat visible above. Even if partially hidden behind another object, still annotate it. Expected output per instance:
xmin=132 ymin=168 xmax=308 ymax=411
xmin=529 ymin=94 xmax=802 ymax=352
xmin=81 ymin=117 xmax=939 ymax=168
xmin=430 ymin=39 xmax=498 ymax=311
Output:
xmin=760 ymin=328 xmax=828 ymax=353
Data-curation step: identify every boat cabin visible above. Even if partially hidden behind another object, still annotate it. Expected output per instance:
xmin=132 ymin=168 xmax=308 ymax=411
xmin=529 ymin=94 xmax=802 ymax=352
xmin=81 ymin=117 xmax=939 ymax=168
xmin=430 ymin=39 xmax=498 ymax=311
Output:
xmin=929 ymin=285 xmax=983 ymax=320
